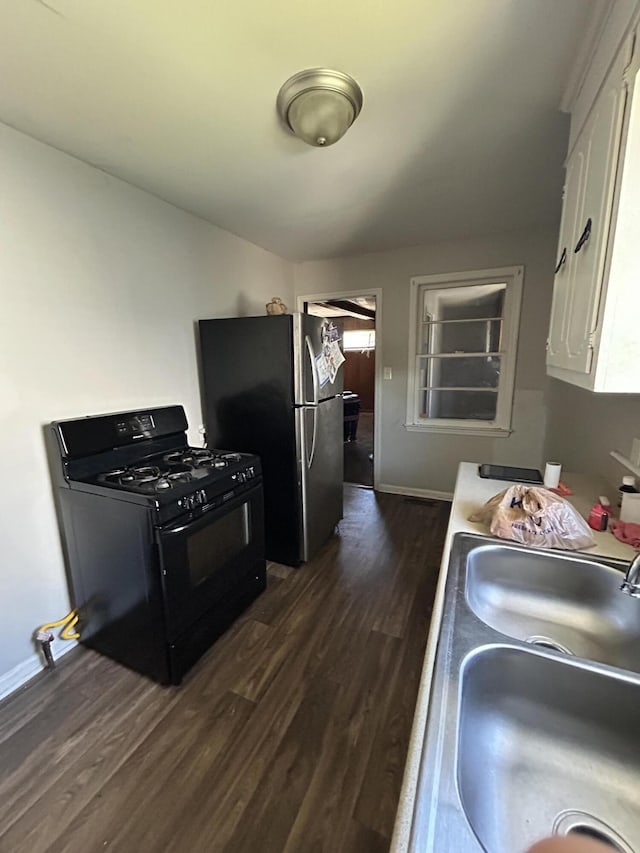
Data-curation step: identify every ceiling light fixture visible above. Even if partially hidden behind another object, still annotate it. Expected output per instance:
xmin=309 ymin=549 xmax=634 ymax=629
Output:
xmin=276 ymin=68 xmax=363 ymax=148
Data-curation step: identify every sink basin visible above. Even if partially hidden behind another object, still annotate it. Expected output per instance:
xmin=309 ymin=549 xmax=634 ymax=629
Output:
xmin=406 ymin=534 xmax=640 ymax=853
xmin=457 ymin=645 xmax=640 ymax=853
xmin=465 ymin=544 xmax=640 ymax=672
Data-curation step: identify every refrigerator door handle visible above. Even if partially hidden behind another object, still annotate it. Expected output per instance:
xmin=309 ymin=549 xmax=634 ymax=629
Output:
xmin=305 ymin=335 xmax=320 ymax=406
xmin=306 ymin=406 xmax=318 ymax=469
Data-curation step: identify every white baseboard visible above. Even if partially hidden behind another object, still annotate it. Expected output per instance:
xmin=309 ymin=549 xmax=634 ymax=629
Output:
xmin=377 ymin=483 xmax=453 ymax=502
xmin=0 ymin=640 xmax=77 ymax=704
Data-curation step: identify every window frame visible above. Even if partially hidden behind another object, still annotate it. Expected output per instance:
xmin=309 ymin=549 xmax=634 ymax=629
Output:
xmin=405 ymin=265 xmax=523 ymax=436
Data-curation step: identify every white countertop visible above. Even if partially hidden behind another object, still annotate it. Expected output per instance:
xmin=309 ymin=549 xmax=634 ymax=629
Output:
xmin=390 ymin=461 xmax=636 ymax=853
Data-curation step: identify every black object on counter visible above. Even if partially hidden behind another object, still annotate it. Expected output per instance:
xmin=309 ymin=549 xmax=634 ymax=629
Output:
xmin=478 ymin=464 xmax=544 ymax=484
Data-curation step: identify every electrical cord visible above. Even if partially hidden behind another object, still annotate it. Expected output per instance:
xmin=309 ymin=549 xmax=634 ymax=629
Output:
xmin=35 ymin=610 xmax=80 ymax=669
xmin=38 ymin=610 xmax=80 ymax=638
xmin=60 ymin=613 xmax=80 ymax=640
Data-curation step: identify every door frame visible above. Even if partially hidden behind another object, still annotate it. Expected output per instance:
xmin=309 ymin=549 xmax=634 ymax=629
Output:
xmin=297 ymin=288 xmax=382 ymax=490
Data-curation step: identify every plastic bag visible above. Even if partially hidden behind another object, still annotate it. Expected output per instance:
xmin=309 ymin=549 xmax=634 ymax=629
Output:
xmin=469 ymin=485 xmax=595 ymax=550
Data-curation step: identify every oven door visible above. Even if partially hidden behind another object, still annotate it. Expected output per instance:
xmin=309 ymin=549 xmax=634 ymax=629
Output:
xmin=157 ymin=482 xmax=265 ymax=641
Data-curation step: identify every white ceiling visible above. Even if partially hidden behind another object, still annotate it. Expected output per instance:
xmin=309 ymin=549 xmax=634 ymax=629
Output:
xmin=0 ymin=0 xmax=600 ymax=260
xmin=307 ymin=297 xmax=377 ymax=319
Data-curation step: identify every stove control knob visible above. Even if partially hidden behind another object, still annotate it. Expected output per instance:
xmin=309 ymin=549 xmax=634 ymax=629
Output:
xmin=198 ymin=489 xmax=207 ymax=504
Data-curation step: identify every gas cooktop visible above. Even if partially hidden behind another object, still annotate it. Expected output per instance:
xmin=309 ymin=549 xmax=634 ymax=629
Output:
xmin=52 ymin=405 xmax=262 ymax=523
xmin=94 ymin=447 xmax=253 ymax=495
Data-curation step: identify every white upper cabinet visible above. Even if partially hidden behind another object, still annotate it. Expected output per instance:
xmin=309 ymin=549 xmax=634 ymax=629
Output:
xmin=547 ymin=21 xmax=640 ymax=392
xmin=547 ymin=137 xmax=587 ymax=368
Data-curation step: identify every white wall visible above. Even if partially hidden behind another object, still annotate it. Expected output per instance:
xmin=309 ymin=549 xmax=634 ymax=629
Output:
xmin=545 ymin=380 xmax=640 ymax=492
xmin=295 ymin=228 xmax=557 ymax=497
xmin=0 ymin=123 xmax=293 ymax=696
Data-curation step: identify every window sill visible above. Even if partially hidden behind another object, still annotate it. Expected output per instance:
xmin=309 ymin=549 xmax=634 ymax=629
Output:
xmin=404 ymin=423 xmax=512 ymax=438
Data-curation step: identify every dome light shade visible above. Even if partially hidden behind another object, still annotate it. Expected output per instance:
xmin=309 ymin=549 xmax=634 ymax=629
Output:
xmin=277 ymin=68 xmax=363 ymax=148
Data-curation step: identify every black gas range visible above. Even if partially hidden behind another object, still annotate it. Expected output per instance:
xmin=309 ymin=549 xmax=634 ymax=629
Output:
xmin=49 ymin=405 xmax=266 ymax=685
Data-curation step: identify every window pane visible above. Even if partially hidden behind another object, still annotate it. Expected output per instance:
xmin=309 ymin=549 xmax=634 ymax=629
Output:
xmin=422 ymin=282 xmax=506 ymax=323
xmin=419 ymin=356 xmax=501 ymax=389
xmin=420 ymin=318 xmax=502 ymax=355
xmin=420 ymin=390 xmax=498 ymax=420
xmin=343 ymin=329 xmax=375 ymax=351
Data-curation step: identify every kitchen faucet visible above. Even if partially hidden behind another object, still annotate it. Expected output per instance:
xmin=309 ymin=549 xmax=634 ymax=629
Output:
xmin=620 ymin=552 xmax=640 ymax=597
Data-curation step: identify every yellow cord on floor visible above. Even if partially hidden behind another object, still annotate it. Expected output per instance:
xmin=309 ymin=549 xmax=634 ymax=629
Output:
xmin=60 ymin=613 xmax=80 ymax=640
xmin=38 ymin=610 xmax=80 ymax=640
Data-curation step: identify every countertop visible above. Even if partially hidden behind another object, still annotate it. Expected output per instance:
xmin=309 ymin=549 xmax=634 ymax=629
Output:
xmin=390 ymin=461 xmax=636 ymax=853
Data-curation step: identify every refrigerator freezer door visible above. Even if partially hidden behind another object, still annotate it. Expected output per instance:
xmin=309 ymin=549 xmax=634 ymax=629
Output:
xmin=199 ymin=316 xmax=302 ymax=566
xmin=297 ymin=395 xmax=343 ymax=562
xmin=295 ymin=314 xmax=344 ymax=405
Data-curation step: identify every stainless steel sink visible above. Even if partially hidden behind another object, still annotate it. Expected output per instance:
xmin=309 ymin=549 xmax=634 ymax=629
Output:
xmin=465 ymin=544 xmax=640 ymax=672
xmin=408 ymin=533 xmax=640 ymax=853
xmin=458 ymin=645 xmax=640 ymax=853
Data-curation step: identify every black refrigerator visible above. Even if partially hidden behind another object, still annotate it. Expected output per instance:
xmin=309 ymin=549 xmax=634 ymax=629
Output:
xmin=198 ymin=314 xmax=344 ymax=566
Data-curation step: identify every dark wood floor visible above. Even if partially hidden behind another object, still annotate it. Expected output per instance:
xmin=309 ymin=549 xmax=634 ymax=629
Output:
xmin=0 ymin=487 xmax=450 ymax=853
xmin=344 ymin=412 xmax=374 ymax=488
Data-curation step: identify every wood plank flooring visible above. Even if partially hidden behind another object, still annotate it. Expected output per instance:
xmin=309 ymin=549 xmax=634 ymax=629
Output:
xmin=343 ymin=412 xmax=374 ymax=487
xmin=0 ymin=487 xmax=450 ymax=853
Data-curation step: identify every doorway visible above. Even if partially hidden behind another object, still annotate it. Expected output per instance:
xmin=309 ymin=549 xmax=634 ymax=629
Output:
xmin=301 ymin=292 xmax=380 ymax=489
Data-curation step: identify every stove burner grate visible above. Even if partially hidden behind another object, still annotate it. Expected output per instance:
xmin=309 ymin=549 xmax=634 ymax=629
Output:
xmin=102 ymin=464 xmax=194 ymax=491
xmin=125 ymin=465 xmax=161 ymax=484
xmin=163 ymin=448 xmax=239 ymax=469
xmin=97 ymin=447 xmax=249 ymax=496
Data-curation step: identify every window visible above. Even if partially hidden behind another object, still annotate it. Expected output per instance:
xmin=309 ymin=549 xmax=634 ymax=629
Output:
xmin=406 ymin=266 xmax=523 ymax=436
xmin=343 ymin=329 xmax=375 ymax=351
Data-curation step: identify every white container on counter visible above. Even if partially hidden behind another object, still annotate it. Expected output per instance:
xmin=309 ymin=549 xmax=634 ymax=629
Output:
xmin=620 ymin=491 xmax=640 ymax=523
xmin=544 ymin=462 xmax=562 ymax=488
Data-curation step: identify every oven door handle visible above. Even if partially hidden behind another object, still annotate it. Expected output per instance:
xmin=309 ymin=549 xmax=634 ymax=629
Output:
xmin=160 ymin=482 xmax=261 ymax=537
xmin=162 ymin=521 xmax=193 ymax=536
xmin=162 ymin=501 xmax=224 ymax=535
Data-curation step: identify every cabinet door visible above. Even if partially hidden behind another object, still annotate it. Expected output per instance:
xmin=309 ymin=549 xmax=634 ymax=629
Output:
xmin=562 ymin=76 xmax=627 ymax=374
xmin=546 ymin=144 xmax=585 ymax=368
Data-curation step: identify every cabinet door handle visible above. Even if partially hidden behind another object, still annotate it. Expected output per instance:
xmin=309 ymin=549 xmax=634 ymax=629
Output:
xmin=554 ymin=248 xmax=567 ymax=274
xmin=574 ymin=218 xmax=592 ymax=254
